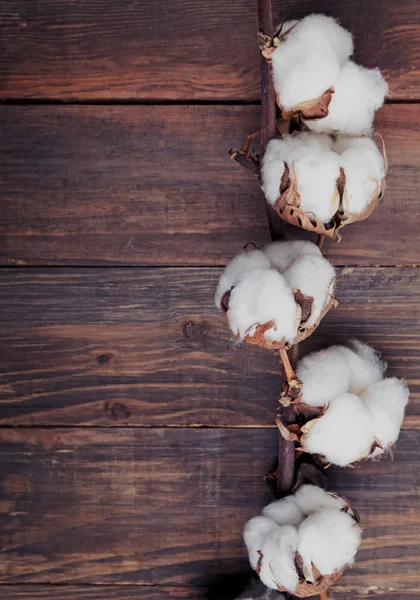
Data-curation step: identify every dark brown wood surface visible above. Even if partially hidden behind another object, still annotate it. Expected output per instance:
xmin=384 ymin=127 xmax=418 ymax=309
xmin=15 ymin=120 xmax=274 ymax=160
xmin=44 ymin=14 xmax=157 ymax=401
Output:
xmin=0 ymin=428 xmax=418 ymax=592
xmin=0 ymin=266 xmax=418 ymax=427
xmin=1 ymin=0 xmax=419 ymax=597
xmin=0 ymin=0 xmax=419 ymax=100
xmin=1 ymin=104 xmax=419 ymax=267
xmin=0 ymin=588 xmax=416 ymax=600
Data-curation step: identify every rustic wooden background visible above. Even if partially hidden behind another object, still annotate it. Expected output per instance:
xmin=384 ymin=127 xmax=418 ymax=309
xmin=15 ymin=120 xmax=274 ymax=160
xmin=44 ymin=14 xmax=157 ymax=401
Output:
xmin=0 ymin=1 xmax=419 ymax=599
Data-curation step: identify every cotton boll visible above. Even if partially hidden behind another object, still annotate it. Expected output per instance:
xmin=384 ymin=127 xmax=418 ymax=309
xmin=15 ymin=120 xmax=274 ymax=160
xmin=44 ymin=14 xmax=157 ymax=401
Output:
xmin=361 ymin=378 xmax=409 ymax=447
xmin=306 ymin=61 xmax=388 ymax=136
xmin=271 ymin=15 xmax=353 ymax=110
xmin=298 ymin=508 xmax=361 ymax=581
xmin=263 ymin=240 xmax=322 ymax=273
xmin=259 ymin=526 xmax=299 ymax=592
xmin=346 ymin=339 xmax=387 ymax=394
xmin=244 ymin=515 xmax=278 ymax=569
xmin=228 ymin=269 xmax=299 ymax=344
xmin=215 ymin=250 xmax=271 ymax=307
xmin=283 ymin=255 xmax=335 ymax=326
xmin=297 ymin=346 xmax=352 ymax=407
xmin=262 ymin=495 xmax=305 ymax=527
xmin=335 ymin=137 xmax=385 ymax=214
xmin=294 ymin=484 xmax=348 ymax=516
xmin=302 ymin=392 xmax=375 ymax=466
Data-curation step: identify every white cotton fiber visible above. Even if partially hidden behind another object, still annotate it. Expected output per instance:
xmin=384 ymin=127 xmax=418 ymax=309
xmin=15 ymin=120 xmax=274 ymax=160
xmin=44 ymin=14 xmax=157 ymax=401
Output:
xmin=271 ymin=14 xmax=353 ymax=110
xmin=297 ymin=345 xmax=353 ymax=407
xmin=346 ymin=339 xmax=387 ymax=394
xmin=259 ymin=526 xmax=299 ymax=591
xmin=334 ymin=137 xmax=385 ymax=214
xmin=361 ymin=378 xmax=409 ymax=447
xmin=293 ymin=152 xmax=341 ymax=223
xmin=297 ymin=508 xmax=361 ymax=581
xmin=294 ymin=484 xmax=349 ymax=516
xmin=306 ymin=61 xmax=388 ymax=136
xmin=283 ymin=255 xmax=335 ymax=326
xmin=227 ymin=269 xmax=298 ymax=343
xmin=264 ymin=239 xmax=322 ymax=273
xmin=261 ymin=140 xmax=286 ymax=205
xmin=262 ymin=495 xmax=305 ymax=527
xmin=297 ymin=342 xmax=385 ymax=407
xmin=215 ymin=250 xmax=271 ymax=308
xmin=244 ymin=515 xmax=278 ymax=569
xmin=302 ymin=392 xmax=375 ymax=466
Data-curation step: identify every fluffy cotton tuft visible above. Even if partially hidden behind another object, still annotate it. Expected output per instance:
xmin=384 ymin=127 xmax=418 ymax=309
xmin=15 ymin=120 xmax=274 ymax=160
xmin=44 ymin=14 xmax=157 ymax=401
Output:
xmin=271 ymin=14 xmax=353 ymax=110
xmin=297 ymin=508 xmax=362 ymax=581
xmin=294 ymin=484 xmax=349 ymax=516
xmin=302 ymin=392 xmax=375 ymax=466
xmin=361 ymin=378 xmax=410 ymax=447
xmin=263 ymin=239 xmax=322 ymax=272
xmin=305 ymin=61 xmax=388 ymax=136
xmin=262 ymin=495 xmax=305 ymax=527
xmin=336 ymin=137 xmax=386 ymax=214
xmin=244 ymin=515 xmax=279 ymax=570
xmin=297 ymin=341 xmax=386 ymax=407
xmin=283 ymin=254 xmax=335 ymax=326
xmin=259 ymin=526 xmax=299 ymax=591
xmin=227 ymin=269 xmax=298 ymax=343
xmin=215 ymin=250 xmax=271 ymax=307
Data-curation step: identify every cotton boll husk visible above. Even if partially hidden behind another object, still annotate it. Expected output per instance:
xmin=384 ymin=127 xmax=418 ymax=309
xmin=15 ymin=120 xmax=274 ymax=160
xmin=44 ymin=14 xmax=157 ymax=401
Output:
xmin=361 ymin=378 xmax=409 ymax=446
xmin=271 ymin=15 xmax=353 ymax=110
xmin=297 ymin=345 xmax=352 ymax=407
xmin=298 ymin=508 xmax=361 ymax=581
xmin=335 ymin=137 xmax=385 ymax=214
xmin=259 ymin=526 xmax=299 ymax=591
xmin=263 ymin=240 xmax=322 ymax=273
xmin=294 ymin=484 xmax=349 ymax=516
xmin=227 ymin=269 xmax=298 ymax=343
xmin=244 ymin=515 xmax=278 ymax=570
xmin=262 ymin=495 xmax=305 ymax=527
xmin=302 ymin=392 xmax=375 ymax=466
xmin=306 ymin=61 xmax=388 ymax=136
xmin=283 ymin=254 xmax=335 ymax=326
xmin=346 ymin=339 xmax=387 ymax=394
xmin=215 ymin=250 xmax=271 ymax=307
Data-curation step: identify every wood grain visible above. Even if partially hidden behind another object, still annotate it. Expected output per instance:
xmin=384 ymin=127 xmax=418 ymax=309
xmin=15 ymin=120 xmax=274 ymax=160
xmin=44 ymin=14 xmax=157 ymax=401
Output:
xmin=0 ymin=0 xmax=418 ymax=100
xmin=0 ymin=266 xmax=418 ymax=427
xmin=0 ymin=104 xmax=419 ymax=266
xmin=0 ymin=428 xmax=418 ymax=590
xmin=0 ymin=585 xmax=416 ymax=600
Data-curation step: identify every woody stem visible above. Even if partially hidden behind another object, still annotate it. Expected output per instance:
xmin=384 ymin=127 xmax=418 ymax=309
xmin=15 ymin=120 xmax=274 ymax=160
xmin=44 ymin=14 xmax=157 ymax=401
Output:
xmin=279 ymin=346 xmax=298 ymax=383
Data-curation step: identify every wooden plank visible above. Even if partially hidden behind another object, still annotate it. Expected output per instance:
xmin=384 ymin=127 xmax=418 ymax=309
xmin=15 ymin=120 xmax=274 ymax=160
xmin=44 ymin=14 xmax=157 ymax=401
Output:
xmin=0 ymin=266 xmax=418 ymax=427
xmin=0 ymin=586 xmax=416 ymax=600
xmin=0 ymin=104 xmax=419 ymax=266
xmin=0 ymin=0 xmax=418 ymax=100
xmin=0 ymin=427 xmax=418 ymax=590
